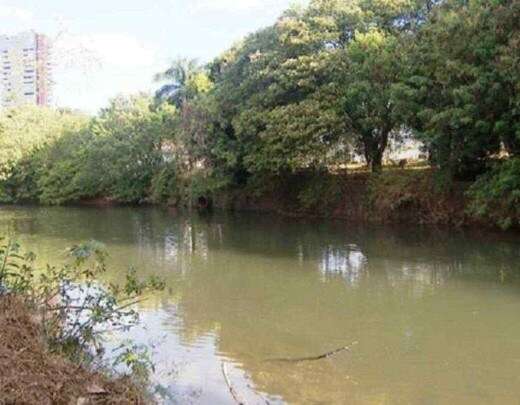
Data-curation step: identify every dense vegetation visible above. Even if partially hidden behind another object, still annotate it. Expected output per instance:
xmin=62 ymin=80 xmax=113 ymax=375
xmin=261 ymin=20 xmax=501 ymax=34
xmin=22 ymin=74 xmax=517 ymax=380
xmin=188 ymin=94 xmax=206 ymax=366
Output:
xmin=0 ymin=238 xmax=165 ymax=402
xmin=0 ymin=0 xmax=519 ymax=228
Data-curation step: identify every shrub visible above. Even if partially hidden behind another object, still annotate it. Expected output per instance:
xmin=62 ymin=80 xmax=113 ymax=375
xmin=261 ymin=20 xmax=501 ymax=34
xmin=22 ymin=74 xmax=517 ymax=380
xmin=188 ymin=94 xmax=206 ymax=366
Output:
xmin=367 ymin=170 xmax=462 ymax=225
xmin=0 ymin=238 xmax=164 ymax=366
xmin=467 ymin=158 xmax=520 ymax=229
xmin=150 ymin=164 xmax=179 ymax=204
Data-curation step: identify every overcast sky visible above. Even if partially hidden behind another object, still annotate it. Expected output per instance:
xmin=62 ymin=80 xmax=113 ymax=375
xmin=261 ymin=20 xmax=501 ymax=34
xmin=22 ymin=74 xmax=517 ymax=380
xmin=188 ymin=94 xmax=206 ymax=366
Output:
xmin=0 ymin=0 xmax=303 ymax=113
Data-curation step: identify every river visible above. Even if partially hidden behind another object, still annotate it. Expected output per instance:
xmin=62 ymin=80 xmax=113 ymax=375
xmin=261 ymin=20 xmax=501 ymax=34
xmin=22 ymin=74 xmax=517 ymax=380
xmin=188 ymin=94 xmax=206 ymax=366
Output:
xmin=1 ymin=206 xmax=520 ymax=404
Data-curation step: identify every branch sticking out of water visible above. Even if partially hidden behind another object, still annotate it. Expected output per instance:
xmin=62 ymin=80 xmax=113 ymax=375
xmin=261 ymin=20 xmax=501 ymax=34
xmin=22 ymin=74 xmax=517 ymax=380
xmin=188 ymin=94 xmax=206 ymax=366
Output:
xmin=266 ymin=341 xmax=359 ymax=363
xmin=221 ymin=362 xmax=246 ymax=405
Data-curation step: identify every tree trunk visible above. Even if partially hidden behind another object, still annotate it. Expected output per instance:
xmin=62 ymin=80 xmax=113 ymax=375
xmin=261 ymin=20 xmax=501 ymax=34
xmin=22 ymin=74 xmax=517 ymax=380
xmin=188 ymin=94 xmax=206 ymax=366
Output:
xmin=370 ymin=152 xmax=383 ymax=173
xmin=363 ymin=131 xmax=388 ymax=173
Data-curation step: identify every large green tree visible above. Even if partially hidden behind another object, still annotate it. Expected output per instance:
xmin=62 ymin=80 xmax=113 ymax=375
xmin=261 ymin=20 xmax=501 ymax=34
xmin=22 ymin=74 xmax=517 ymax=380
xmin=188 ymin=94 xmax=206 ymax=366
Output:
xmin=1 ymin=95 xmax=176 ymax=205
xmin=203 ymin=0 xmax=436 ymax=174
xmin=340 ymin=27 xmax=406 ymax=172
xmin=206 ymin=3 xmax=352 ymax=178
xmin=402 ymin=0 xmax=519 ymax=178
xmin=334 ymin=0 xmax=437 ymax=172
xmin=0 ymin=106 xmax=87 ymax=180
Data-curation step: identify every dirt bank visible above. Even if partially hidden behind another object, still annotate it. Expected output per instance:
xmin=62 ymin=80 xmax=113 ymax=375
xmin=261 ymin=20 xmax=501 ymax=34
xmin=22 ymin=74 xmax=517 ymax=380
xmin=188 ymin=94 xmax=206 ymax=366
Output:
xmin=0 ymin=295 xmax=146 ymax=405
xmin=212 ymin=169 xmax=473 ymax=227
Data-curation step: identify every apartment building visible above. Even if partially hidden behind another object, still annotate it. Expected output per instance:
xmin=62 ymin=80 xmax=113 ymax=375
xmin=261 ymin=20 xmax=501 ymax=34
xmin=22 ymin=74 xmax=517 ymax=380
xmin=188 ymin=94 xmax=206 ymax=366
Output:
xmin=0 ymin=31 xmax=52 ymax=108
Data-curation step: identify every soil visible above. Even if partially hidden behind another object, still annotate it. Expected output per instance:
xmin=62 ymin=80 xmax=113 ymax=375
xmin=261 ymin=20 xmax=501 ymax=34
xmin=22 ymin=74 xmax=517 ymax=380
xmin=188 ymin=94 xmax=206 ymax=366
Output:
xmin=0 ymin=295 xmax=148 ymax=405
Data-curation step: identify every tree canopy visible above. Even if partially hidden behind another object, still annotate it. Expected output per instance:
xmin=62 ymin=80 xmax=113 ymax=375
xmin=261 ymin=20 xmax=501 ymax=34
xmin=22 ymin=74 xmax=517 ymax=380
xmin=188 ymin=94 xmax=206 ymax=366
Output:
xmin=1 ymin=0 xmax=519 ymax=227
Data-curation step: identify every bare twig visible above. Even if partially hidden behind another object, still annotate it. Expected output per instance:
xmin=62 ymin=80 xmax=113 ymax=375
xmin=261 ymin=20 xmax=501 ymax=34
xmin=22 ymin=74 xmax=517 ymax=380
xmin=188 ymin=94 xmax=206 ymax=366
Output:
xmin=266 ymin=341 xmax=358 ymax=363
xmin=221 ymin=362 xmax=246 ymax=405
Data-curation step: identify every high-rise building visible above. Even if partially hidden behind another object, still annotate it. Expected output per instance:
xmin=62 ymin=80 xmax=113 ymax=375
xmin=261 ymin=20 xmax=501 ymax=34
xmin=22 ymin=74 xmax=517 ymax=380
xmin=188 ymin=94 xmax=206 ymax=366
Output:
xmin=0 ymin=31 xmax=53 ymax=108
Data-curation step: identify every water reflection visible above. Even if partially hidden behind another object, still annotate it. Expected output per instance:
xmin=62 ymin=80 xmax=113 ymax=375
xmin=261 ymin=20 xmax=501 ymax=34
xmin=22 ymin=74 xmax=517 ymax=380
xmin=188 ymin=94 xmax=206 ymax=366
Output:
xmin=2 ymin=206 xmax=520 ymax=404
xmin=320 ymin=245 xmax=368 ymax=285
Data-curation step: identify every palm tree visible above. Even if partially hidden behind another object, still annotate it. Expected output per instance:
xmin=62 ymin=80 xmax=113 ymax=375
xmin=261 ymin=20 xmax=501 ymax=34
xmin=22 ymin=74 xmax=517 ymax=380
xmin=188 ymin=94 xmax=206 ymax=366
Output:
xmin=154 ymin=58 xmax=201 ymax=108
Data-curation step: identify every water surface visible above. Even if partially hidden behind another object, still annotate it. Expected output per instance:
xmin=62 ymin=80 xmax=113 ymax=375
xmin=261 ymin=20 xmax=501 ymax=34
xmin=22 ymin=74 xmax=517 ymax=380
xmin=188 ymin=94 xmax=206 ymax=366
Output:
xmin=1 ymin=206 xmax=520 ymax=404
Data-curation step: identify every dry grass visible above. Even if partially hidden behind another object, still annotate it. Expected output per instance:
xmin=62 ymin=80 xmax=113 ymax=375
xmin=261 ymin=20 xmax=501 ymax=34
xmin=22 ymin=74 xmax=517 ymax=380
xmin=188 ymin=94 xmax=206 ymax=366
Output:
xmin=0 ymin=295 xmax=148 ymax=405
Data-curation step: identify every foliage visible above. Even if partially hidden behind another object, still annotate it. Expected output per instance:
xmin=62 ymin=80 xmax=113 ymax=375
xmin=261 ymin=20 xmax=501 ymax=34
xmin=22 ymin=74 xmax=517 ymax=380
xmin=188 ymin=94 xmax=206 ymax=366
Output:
xmin=150 ymin=163 xmax=178 ymax=204
xmin=207 ymin=7 xmax=350 ymax=177
xmin=201 ymin=0 xmax=437 ymax=175
xmin=0 ymin=0 xmax=520 ymax=229
xmin=112 ymin=340 xmax=155 ymax=384
xmin=468 ymin=158 xmax=520 ymax=229
xmin=402 ymin=0 xmax=520 ymax=179
xmin=0 ymin=106 xmax=88 ymax=179
xmin=0 ymin=107 xmax=88 ymax=202
xmin=155 ymin=58 xmax=213 ymax=108
xmin=85 ymin=95 xmax=174 ymax=203
xmin=366 ymin=169 xmax=463 ymax=225
xmin=296 ymin=171 xmax=345 ymax=214
xmin=1 ymin=95 xmax=176 ymax=205
xmin=340 ymin=27 xmax=407 ymax=172
xmin=0 ymin=238 xmax=164 ymax=362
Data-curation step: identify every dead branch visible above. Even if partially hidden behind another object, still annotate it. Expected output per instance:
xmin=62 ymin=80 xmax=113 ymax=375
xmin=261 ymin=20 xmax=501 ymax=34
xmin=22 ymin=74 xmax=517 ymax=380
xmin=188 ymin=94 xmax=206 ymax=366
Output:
xmin=266 ymin=341 xmax=358 ymax=363
xmin=221 ymin=362 xmax=246 ymax=405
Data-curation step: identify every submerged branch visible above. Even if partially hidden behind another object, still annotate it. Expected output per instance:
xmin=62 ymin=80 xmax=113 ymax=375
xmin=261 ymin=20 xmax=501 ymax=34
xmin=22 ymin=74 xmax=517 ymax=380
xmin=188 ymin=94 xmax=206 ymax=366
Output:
xmin=221 ymin=362 xmax=246 ymax=405
xmin=266 ymin=341 xmax=358 ymax=363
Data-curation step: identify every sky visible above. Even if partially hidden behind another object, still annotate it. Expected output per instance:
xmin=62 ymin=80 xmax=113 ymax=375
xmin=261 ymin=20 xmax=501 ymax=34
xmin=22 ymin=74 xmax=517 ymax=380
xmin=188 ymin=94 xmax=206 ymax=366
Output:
xmin=0 ymin=0 xmax=302 ymax=113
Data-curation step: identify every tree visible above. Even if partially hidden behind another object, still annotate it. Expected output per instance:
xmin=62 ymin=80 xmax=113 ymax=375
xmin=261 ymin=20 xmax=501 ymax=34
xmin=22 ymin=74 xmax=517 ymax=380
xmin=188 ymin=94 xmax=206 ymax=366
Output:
xmin=0 ymin=106 xmax=87 ymax=180
xmin=206 ymin=4 xmax=353 ymax=178
xmin=82 ymin=94 xmax=174 ymax=203
xmin=340 ymin=28 xmax=406 ymax=172
xmin=0 ymin=106 xmax=88 ymax=203
xmin=154 ymin=58 xmax=212 ymax=108
xmin=1 ymin=95 xmax=176 ymax=205
xmin=402 ymin=0 xmax=519 ymax=178
xmin=329 ymin=0 xmax=440 ymax=172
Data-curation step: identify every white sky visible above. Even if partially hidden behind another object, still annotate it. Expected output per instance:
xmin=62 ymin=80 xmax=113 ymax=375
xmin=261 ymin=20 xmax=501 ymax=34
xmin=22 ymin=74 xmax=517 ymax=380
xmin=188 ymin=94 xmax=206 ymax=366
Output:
xmin=0 ymin=0 xmax=304 ymax=113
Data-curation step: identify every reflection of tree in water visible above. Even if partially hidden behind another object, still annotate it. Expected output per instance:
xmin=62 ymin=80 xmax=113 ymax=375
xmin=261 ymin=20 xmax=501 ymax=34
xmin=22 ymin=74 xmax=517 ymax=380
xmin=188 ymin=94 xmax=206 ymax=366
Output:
xmin=153 ymin=218 xmax=520 ymax=403
xmin=3 ymin=207 xmax=519 ymax=286
xmin=320 ymin=244 xmax=368 ymax=286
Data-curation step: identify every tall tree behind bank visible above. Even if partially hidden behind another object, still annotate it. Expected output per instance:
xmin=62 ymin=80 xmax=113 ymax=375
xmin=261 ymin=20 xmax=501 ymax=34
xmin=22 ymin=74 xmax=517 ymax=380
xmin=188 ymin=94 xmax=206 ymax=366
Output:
xmin=207 ymin=20 xmax=349 ymax=179
xmin=199 ymin=0 xmax=438 ymax=175
xmin=335 ymin=0 xmax=436 ymax=172
xmin=402 ymin=0 xmax=520 ymax=179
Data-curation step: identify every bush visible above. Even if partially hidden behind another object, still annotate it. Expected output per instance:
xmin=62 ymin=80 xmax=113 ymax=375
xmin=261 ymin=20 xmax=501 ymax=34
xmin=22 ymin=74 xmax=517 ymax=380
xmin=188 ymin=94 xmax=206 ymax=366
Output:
xmin=467 ymin=158 xmax=520 ymax=229
xmin=150 ymin=164 xmax=179 ymax=204
xmin=0 ymin=238 xmax=164 ymax=366
xmin=0 ymin=96 xmax=173 ymax=205
xmin=367 ymin=170 xmax=463 ymax=225
xmin=296 ymin=172 xmax=344 ymax=214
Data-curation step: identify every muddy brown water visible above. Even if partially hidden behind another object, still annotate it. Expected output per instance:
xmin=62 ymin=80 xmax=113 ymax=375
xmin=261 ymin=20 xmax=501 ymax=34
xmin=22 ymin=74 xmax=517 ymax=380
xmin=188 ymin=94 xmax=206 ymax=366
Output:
xmin=1 ymin=206 xmax=520 ymax=404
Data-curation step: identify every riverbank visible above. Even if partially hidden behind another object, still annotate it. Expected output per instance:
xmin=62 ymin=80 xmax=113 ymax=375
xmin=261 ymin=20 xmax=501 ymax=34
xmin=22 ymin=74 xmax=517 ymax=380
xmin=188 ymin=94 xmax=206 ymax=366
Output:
xmin=1 ymin=168 xmax=511 ymax=230
xmin=64 ymin=169 xmax=487 ymax=228
xmin=0 ymin=295 xmax=146 ymax=404
xmin=208 ymin=169 xmax=474 ymax=227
